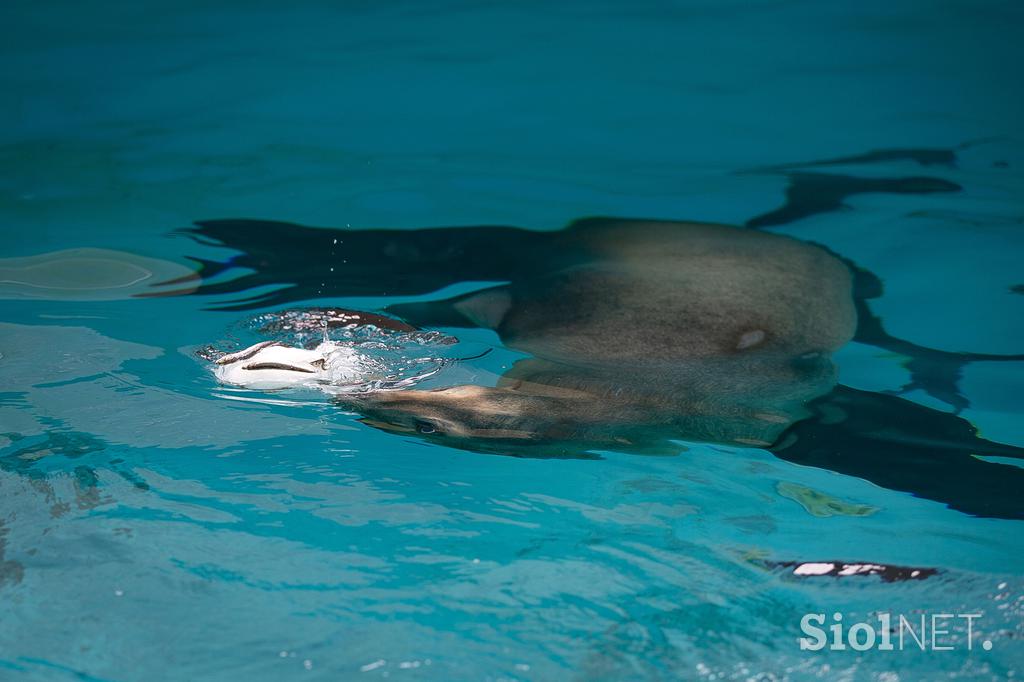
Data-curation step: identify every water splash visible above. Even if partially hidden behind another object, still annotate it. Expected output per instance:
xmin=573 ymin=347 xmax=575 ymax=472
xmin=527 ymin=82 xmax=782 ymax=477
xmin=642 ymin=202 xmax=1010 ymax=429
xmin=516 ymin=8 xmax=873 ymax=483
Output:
xmin=196 ymin=308 xmax=464 ymax=401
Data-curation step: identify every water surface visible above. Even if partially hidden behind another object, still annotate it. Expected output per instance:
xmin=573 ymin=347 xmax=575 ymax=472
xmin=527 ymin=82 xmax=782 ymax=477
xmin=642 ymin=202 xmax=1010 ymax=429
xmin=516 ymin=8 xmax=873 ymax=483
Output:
xmin=2 ymin=1 xmax=1023 ymax=680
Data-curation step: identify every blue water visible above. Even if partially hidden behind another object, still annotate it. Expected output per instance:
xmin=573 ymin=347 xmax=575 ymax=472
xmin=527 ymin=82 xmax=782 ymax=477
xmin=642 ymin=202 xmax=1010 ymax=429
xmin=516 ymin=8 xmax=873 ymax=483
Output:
xmin=2 ymin=1 xmax=1023 ymax=680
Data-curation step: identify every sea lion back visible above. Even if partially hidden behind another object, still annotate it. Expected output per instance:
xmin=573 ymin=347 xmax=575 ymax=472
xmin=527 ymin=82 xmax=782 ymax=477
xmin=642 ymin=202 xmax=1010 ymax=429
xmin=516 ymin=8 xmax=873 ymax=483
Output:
xmin=498 ymin=219 xmax=856 ymax=364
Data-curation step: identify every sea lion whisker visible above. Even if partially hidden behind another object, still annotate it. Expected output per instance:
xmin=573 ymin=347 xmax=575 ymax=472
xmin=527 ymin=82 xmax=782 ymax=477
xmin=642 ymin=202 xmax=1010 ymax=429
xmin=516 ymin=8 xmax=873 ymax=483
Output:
xmin=242 ymin=362 xmax=316 ymax=373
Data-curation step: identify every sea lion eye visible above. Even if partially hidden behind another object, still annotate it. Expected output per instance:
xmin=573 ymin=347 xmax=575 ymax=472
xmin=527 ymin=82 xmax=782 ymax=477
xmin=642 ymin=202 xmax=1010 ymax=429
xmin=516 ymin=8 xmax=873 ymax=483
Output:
xmin=415 ymin=420 xmax=438 ymax=434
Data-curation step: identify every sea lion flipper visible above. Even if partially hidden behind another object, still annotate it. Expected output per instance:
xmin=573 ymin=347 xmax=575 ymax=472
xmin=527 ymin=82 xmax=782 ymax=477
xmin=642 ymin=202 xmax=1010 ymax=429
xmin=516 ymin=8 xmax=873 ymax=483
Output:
xmin=451 ymin=287 xmax=512 ymax=329
xmin=386 ymin=285 xmax=512 ymax=330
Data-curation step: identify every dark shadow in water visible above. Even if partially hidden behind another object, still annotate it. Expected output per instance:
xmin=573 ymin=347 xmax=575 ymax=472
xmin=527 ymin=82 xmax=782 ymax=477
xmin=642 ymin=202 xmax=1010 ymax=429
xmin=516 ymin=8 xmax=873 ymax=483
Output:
xmin=773 ymin=387 xmax=1024 ymax=519
xmin=811 ymin=250 xmax=1024 ymax=414
xmin=739 ymin=143 xmax=1024 ymax=411
xmin=750 ymin=146 xmax=960 ymax=171
xmin=745 ymin=173 xmax=961 ymax=228
xmin=0 ymin=430 xmax=149 ymax=493
xmin=176 ymin=219 xmax=555 ymax=307
xmin=745 ymin=139 xmax=1005 ymax=175
xmin=171 ymin=147 xmax=1024 ymax=520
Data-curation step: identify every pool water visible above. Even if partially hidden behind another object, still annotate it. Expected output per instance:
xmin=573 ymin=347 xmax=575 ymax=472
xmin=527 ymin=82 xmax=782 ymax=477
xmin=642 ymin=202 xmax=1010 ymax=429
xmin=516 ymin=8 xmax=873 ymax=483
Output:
xmin=2 ymin=1 xmax=1023 ymax=680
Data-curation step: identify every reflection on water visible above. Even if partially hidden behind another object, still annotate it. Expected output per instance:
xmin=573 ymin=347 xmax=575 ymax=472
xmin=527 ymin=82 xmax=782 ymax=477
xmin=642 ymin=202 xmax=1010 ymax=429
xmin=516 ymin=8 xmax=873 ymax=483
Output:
xmin=2 ymin=431 xmax=1021 ymax=680
xmin=3 ymin=0 xmax=1024 ymax=677
xmin=0 ymin=248 xmax=196 ymax=300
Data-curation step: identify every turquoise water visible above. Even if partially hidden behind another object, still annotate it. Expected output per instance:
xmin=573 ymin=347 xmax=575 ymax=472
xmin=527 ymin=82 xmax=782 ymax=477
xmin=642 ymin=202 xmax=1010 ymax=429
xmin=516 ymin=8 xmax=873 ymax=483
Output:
xmin=2 ymin=1 xmax=1024 ymax=680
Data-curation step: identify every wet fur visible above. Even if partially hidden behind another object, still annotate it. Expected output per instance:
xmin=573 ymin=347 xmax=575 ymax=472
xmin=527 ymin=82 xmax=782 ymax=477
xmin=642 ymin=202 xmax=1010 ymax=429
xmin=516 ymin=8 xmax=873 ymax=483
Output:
xmin=179 ymin=145 xmax=1024 ymax=518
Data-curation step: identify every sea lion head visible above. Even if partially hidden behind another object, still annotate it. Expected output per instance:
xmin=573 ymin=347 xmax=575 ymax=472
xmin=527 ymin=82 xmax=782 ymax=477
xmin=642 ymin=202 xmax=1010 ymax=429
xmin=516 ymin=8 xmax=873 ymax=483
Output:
xmin=341 ymin=350 xmax=841 ymax=456
xmin=340 ymin=385 xmax=608 ymax=458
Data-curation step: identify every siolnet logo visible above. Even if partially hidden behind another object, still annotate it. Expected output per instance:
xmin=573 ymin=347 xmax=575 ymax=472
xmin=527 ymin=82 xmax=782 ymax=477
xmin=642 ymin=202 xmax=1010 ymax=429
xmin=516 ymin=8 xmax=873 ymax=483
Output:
xmin=799 ymin=612 xmax=991 ymax=652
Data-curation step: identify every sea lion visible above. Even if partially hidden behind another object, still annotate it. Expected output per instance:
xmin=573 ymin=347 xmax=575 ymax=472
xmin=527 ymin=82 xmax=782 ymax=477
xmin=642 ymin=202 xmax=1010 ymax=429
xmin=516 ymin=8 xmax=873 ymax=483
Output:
xmin=179 ymin=214 xmax=1024 ymax=517
xmin=339 ymin=219 xmax=856 ymax=453
xmin=175 ymin=145 xmax=1024 ymax=517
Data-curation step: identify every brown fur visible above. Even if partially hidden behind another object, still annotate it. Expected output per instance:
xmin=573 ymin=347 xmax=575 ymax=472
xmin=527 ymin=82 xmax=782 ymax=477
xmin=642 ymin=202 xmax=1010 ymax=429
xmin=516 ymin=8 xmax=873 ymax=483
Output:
xmin=348 ymin=219 xmax=856 ymax=456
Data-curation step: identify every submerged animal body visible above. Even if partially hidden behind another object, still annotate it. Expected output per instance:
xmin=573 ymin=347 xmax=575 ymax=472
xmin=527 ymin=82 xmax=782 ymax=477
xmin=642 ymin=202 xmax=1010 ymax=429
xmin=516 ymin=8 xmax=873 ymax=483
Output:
xmin=436 ymin=220 xmax=856 ymax=363
xmin=347 ymin=219 xmax=857 ymax=453
xmin=181 ymin=163 xmax=1024 ymax=517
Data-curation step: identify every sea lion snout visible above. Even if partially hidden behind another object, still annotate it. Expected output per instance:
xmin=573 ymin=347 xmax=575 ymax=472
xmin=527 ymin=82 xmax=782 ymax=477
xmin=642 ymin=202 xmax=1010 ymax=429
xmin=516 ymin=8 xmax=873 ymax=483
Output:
xmin=213 ymin=340 xmax=360 ymax=389
xmin=347 ymin=385 xmax=553 ymax=442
